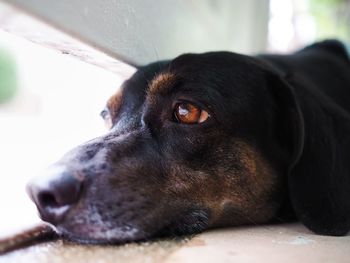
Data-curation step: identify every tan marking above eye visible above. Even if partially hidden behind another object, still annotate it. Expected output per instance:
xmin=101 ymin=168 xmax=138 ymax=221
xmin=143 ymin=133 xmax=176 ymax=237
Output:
xmin=174 ymin=103 xmax=210 ymax=124
xmin=106 ymin=87 xmax=123 ymax=119
xmin=148 ymin=72 xmax=177 ymax=96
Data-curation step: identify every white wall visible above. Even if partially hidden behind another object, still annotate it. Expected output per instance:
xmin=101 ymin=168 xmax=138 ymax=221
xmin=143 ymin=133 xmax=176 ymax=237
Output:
xmin=5 ymin=0 xmax=269 ymax=65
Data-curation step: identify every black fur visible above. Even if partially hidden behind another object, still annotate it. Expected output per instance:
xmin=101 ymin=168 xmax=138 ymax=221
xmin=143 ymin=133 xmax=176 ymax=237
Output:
xmin=27 ymin=40 xmax=350 ymax=243
xmin=261 ymin=40 xmax=350 ymax=235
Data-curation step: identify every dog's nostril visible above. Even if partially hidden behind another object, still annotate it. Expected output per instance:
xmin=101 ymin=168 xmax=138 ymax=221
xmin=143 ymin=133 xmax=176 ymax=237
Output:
xmin=38 ymin=192 xmax=59 ymax=208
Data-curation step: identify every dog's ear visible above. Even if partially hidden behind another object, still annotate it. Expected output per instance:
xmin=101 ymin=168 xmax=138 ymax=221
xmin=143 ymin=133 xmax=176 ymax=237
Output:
xmin=266 ymin=72 xmax=305 ymax=170
xmin=267 ymin=70 xmax=350 ymax=236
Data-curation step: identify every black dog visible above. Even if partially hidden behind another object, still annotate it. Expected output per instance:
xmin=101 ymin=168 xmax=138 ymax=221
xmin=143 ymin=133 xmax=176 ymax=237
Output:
xmin=27 ymin=40 xmax=350 ymax=244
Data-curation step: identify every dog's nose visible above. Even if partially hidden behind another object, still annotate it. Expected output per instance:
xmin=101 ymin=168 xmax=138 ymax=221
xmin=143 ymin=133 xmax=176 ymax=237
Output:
xmin=26 ymin=166 xmax=82 ymax=224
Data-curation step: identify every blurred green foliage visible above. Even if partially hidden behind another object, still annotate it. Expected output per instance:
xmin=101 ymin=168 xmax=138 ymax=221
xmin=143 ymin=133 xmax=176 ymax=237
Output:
xmin=309 ymin=0 xmax=350 ymax=42
xmin=314 ymin=0 xmax=345 ymax=4
xmin=0 ymin=48 xmax=17 ymax=103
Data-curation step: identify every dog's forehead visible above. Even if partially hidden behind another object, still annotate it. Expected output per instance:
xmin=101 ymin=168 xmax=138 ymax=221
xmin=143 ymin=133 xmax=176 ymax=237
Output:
xmin=107 ymin=53 xmax=268 ymax=121
xmin=106 ymin=62 xmax=166 ymax=108
xmin=169 ymin=52 xmax=264 ymax=74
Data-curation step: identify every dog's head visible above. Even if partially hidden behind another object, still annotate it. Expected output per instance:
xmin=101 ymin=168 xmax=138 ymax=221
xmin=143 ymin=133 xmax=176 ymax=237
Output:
xmin=27 ymin=51 xmax=346 ymax=244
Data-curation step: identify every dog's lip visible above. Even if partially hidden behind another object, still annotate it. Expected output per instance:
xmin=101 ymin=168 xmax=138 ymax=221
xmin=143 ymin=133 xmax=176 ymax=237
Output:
xmin=32 ymin=202 xmax=72 ymax=225
xmin=58 ymin=231 xmax=147 ymax=245
xmin=56 ymin=224 xmax=149 ymax=244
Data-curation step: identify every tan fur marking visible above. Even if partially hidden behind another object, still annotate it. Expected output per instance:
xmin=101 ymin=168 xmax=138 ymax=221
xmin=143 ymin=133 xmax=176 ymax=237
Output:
xmin=107 ymin=87 xmax=123 ymax=120
xmin=164 ymin=139 xmax=281 ymax=228
xmin=148 ymin=72 xmax=177 ymax=96
xmin=236 ymin=141 xmax=269 ymax=188
xmin=239 ymin=140 xmax=277 ymax=200
xmin=211 ymin=140 xmax=280 ymax=226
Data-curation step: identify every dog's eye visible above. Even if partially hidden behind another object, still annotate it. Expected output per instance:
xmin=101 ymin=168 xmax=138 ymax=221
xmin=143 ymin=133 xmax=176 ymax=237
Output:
xmin=100 ymin=108 xmax=112 ymax=129
xmin=174 ymin=102 xmax=210 ymax=124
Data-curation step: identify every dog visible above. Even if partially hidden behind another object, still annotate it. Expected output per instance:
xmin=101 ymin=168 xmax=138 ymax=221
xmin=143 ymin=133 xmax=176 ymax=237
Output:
xmin=26 ymin=40 xmax=350 ymax=244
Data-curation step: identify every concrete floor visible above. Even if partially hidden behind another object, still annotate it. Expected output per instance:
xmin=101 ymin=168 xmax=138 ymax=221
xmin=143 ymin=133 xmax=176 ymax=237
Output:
xmin=1 ymin=223 xmax=349 ymax=263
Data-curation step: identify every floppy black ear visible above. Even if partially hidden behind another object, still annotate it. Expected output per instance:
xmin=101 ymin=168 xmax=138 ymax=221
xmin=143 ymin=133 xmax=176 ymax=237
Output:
xmin=268 ymin=71 xmax=350 ymax=236
xmin=266 ymin=72 xmax=305 ymax=170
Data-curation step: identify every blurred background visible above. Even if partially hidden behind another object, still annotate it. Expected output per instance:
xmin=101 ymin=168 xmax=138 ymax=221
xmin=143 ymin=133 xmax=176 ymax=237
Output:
xmin=0 ymin=0 xmax=349 ymax=234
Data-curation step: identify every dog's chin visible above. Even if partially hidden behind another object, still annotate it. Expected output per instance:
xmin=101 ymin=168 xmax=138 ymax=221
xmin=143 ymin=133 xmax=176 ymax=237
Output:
xmin=56 ymin=225 xmax=149 ymax=245
xmin=51 ymin=209 xmax=211 ymax=244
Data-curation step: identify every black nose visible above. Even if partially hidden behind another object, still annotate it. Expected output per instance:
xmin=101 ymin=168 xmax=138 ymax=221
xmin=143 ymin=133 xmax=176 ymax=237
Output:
xmin=26 ymin=166 xmax=82 ymax=224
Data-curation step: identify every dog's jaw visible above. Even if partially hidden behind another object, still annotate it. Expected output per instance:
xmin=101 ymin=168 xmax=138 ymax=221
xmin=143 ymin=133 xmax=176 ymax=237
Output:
xmin=53 ymin=203 xmax=211 ymax=244
xmin=57 ymin=225 xmax=144 ymax=245
xmin=52 ymin=200 xmax=154 ymax=244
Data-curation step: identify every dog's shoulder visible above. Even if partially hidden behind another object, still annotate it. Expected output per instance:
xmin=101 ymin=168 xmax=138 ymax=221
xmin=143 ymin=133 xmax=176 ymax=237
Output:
xmin=299 ymin=39 xmax=349 ymax=63
xmin=257 ymin=39 xmax=349 ymax=74
xmin=258 ymin=40 xmax=350 ymax=112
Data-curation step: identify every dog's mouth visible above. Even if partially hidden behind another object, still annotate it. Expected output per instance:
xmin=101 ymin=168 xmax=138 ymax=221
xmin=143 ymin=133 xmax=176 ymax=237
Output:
xmin=51 ymin=208 xmax=210 ymax=244
xmin=56 ymin=224 xmax=147 ymax=245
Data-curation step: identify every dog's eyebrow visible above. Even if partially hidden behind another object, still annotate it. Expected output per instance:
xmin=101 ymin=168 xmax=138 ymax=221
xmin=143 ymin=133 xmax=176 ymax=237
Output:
xmin=147 ymin=72 xmax=178 ymax=96
xmin=106 ymin=87 xmax=123 ymax=119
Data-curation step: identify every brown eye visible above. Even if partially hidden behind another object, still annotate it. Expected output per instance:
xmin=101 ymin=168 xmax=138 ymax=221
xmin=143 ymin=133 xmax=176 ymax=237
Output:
xmin=174 ymin=102 xmax=210 ymax=124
